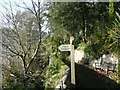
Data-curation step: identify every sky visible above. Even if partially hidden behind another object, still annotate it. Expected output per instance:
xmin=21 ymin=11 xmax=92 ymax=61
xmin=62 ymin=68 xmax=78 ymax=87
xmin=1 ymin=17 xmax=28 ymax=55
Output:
xmin=0 ymin=0 xmax=45 ymax=27
xmin=0 ymin=0 xmax=44 ymax=13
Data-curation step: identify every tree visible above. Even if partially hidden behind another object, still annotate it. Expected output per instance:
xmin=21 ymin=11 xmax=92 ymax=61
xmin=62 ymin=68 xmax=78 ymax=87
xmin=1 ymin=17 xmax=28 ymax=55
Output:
xmin=48 ymin=2 xmax=120 ymax=57
xmin=47 ymin=2 xmax=120 ymax=84
xmin=114 ymin=3 xmax=120 ymax=83
xmin=1 ymin=0 xmax=49 ymax=89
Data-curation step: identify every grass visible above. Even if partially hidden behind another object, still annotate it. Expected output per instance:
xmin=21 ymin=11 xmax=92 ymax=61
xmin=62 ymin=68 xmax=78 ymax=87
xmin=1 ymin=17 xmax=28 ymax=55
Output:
xmin=45 ymin=61 xmax=68 ymax=90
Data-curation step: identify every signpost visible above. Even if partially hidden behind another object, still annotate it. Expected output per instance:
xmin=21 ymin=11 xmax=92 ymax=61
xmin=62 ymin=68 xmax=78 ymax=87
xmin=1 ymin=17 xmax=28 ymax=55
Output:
xmin=70 ymin=37 xmax=75 ymax=85
xmin=58 ymin=37 xmax=76 ymax=86
xmin=58 ymin=44 xmax=71 ymax=51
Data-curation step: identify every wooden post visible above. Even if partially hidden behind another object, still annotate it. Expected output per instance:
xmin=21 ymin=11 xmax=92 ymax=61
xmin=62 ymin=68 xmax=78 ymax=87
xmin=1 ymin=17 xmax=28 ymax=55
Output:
xmin=70 ymin=37 xmax=75 ymax=85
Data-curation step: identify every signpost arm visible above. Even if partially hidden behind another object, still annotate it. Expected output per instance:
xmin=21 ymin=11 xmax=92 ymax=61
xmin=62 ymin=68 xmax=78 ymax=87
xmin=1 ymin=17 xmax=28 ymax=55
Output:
xmin=70 ymin=37 xmax=76 ymax=86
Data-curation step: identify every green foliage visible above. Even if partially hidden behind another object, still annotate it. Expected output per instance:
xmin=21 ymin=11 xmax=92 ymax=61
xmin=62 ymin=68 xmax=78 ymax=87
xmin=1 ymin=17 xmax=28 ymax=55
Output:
xmin=47 ymin=1 xmax=120 ymax=87
xmin=45 ymin=55 xmax=67 ymax=89
xmin=48 ymin=56 xmax=61 ymax=75
xmin=77 ymin=42 xmax=86 ymax=50
xmin=84 ymin=43 xmax=101 ymax=60
xmin=3 ymin=69 xmax=46 ymax=89
xmin=118 ymin=59 xmax=120 ymax=83
xmin=3 ymin=73 xmax=23 ymax=90
xmin=48 ymin=2 xmax=113 ymax=43
xmin=109 ymin=2 xmax=114 ymax=22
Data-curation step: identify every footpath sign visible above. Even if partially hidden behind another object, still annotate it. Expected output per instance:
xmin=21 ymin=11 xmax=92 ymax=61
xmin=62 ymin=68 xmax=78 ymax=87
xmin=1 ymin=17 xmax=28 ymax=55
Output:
xmin=58 ymin=44 xmax=71 ymax=51
xmin=58 ymin=37 xmax=76 ymax=86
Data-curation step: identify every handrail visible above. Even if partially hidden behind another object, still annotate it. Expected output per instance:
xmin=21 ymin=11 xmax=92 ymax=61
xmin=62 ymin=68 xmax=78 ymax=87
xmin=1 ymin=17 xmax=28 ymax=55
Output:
xmin=55 ymin=68 xmax=70 ymax=90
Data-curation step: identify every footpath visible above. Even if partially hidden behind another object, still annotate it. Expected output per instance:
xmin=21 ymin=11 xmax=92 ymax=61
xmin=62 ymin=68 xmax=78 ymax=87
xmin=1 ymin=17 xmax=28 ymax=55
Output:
xmin=57 ymin=59 xmax=120 ymax=90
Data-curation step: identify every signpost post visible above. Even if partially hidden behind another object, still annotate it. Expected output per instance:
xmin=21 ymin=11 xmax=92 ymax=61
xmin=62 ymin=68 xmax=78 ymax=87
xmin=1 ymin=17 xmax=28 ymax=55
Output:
xmin=70 ymin=37 xmax=75 ymax=86
xmin=58 ymin=37 xmax=75 ymax=87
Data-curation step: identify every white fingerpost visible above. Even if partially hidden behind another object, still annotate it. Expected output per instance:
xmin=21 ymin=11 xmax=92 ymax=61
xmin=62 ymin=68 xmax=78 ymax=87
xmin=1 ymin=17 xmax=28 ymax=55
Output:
xmin=58 ymin=37 xmax=75 ymax=86
xmin=70 ymin=37 xmax=75 ymax=85
xmin=58 ymin=44 xmax=71 ymax=51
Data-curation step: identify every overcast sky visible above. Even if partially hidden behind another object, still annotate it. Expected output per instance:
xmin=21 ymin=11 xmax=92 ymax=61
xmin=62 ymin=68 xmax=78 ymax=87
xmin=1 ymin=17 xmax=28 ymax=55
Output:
xmin=0 ymin=0 xmax=46 ymax=28
xmin=0 ymin=0 xmax=45 ymax=15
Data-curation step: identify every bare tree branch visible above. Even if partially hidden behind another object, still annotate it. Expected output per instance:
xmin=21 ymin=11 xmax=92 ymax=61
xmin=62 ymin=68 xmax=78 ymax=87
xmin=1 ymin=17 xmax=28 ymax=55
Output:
xmin=26 ymin=39 xmax=41 ymax=74
xmin=9 ymin=2 xmax=27 ymax=57
xmin=31 ymin=0 xmax=38 ymax=17
xmin=1 ymin=0 xmax=49 ymax=77
xmin=2 ymin=43 xmax=22 ymax=58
